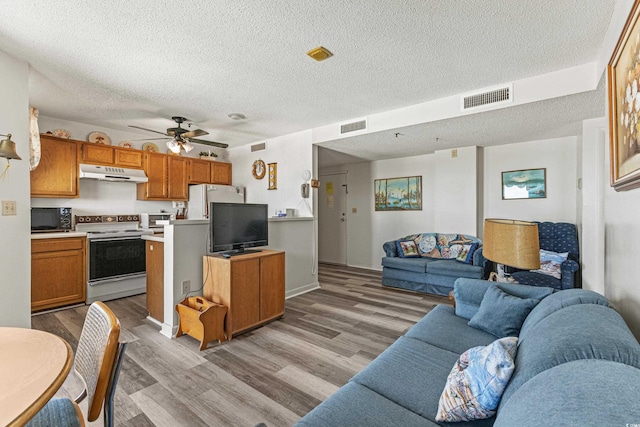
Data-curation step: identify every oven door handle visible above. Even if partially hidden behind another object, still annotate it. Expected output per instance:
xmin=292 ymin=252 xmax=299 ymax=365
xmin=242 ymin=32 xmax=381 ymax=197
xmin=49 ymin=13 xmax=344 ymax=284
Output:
xmin=88 ymin=236 xmax=145 ymax=242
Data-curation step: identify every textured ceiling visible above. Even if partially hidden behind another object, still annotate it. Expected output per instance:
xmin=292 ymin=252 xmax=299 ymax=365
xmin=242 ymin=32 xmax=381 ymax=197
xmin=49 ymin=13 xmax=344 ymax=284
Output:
xmin=0 ymin=1 xmax=616 ymax=162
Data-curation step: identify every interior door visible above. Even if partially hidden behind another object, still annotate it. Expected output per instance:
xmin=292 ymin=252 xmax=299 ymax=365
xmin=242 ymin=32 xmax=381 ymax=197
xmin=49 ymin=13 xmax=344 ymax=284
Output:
xmin=318 ymin=172 xmax=347 ymax=265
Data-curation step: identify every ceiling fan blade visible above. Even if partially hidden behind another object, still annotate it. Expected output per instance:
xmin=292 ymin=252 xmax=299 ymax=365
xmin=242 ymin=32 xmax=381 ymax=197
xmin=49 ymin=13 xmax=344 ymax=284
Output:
xmin=128 ymin=125 xmax=169 ymax=136
xmin=182 ymin=129 xmax=208 ymax=139
xmin=131 ymin=137 xmax=170 ymax=141
xmin=189 ymin=138 xmax=229 ymax=149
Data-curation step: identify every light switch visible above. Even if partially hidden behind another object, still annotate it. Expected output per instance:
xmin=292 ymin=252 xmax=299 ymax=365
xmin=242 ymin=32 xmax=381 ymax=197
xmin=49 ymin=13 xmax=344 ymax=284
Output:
xmin=2 ymin=201 xmax=16 ymax=216
xmin=352 ymin=207 xmax=357 ymax=214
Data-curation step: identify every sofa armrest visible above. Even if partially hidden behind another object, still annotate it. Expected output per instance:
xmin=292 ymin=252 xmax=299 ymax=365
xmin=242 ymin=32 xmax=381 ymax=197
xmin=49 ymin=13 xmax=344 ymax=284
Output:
xmin=382 ymin=241 xmax=398 ymax=257
xmin=560 ymin=259 xmax=580 ymax=290
xmin=472 ymin=246 xmax=485 ymax=267
xmin=453 ymin=278 xmax=493 ymax=320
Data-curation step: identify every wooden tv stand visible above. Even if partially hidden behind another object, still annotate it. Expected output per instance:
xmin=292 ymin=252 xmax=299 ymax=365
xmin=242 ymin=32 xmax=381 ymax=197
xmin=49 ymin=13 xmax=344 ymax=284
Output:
xmin=203 ymin=250 xmax=285 ymax=340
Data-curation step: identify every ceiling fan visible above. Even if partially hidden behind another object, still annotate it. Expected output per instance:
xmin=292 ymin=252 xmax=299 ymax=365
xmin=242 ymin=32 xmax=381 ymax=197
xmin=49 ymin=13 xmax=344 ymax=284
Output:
xmin=129 ymin=116 xmax=229 ymax=153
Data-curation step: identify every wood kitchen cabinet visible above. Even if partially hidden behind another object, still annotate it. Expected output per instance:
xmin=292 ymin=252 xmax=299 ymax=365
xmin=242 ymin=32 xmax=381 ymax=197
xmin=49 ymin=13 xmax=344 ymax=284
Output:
xmin=30 ymin=135 xmax=79 ymax=198
xmin=31 ymin=237 xmax=86 ymax=311
xmin=211 ymin=161 xmax=232 ymax=185
xmin=188 ymin=158 xmax=211 ymax=184
xmin=188 ymin=158 xmax=232 ymax=185
xmin=168 ymin=156 xmax=188 ymax=199
xmin=137 ymin=152 xmax=188 ymax=200
xmin=203 ymin=250 xmax=285 ymax=339
xmin=145 ymin=240 xmax=164 ymax=322
xmin=81 ymin=143 xmax=143 ymax=169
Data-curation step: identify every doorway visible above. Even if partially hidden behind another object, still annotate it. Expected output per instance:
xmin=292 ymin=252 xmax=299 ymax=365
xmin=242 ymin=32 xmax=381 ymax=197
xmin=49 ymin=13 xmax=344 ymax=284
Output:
xmin=318 ymin=172 xmax=347 ymax=265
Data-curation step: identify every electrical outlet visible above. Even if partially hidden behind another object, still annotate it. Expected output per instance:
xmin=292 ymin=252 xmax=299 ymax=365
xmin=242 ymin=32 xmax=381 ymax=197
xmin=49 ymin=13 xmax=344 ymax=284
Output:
xmin=181 ymin=280 xmax=190 ymax=294
xmin=2 ymin=201 xmax=16 ymax=216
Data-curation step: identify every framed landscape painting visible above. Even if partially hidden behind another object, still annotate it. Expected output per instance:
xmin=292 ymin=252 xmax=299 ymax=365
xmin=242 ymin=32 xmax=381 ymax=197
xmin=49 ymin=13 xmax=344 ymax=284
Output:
xmin=374 ymin=176 xmax=422 ymax=211
xmin=501 ymin=168 xmax=546 ymax=200
xmin=608 ymin=0 xmax=640 ymax=191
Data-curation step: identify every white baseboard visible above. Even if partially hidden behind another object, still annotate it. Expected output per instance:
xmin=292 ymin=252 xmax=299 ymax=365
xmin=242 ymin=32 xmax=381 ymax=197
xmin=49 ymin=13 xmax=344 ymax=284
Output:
xmin=286 ymin=282 xmax=320 ymax=299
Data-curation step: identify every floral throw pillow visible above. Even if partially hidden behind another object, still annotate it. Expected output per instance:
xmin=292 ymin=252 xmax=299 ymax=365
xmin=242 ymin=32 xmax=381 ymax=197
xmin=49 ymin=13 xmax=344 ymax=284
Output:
xmin=436 ymin=336 xmax=518 ymax=422
xmin=533 ymin=249 xmax=568 ymax=279
xmin=395 ymin=240 xmax=421 ymax=258
xmin=456 ymin=243 xmax=479 ymax=264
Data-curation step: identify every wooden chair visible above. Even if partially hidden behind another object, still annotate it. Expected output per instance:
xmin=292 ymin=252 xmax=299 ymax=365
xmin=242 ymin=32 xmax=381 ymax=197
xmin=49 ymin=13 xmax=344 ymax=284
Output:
xmin=26 ymin=302 xmax=127 ymax=427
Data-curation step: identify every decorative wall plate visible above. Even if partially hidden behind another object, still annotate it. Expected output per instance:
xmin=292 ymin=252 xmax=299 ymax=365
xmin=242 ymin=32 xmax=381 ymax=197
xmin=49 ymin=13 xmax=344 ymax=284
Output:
xmin=268 ymin=162 xmax=277 ymax=190
xmin=142 ymin=142 xmax=159 ymax=152
xmin=118 ymin=141 xmax=133 ymax=148
xmin=252 ymin=159 xmax=266 ymax=179
xmin=88 ymin=131 xmax=111 ymax=145
xmin=52 ymin=129 xmax=71 ymax=139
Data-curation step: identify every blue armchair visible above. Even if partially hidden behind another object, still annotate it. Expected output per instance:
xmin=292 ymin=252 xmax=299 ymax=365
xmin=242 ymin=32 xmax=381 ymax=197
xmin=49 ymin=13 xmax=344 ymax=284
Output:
xmin=478 ymin=222 xmax=580 ymax=290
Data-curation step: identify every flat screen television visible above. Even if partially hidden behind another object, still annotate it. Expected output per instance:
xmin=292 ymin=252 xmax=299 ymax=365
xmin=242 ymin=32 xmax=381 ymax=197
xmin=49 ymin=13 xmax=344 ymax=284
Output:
xmin=209 ymin=202 xmax=268 ymax=254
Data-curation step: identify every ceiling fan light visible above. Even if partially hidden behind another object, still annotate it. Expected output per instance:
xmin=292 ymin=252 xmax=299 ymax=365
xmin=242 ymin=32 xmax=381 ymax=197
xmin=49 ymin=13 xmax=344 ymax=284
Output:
xmin=182 ymin=141 xmax=194 ymax=153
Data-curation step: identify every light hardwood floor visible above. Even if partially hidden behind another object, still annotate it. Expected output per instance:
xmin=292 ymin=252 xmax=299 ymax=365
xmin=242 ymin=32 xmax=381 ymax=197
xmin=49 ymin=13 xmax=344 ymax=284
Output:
xmin=32 ymin=264 xmax=451 ymax=426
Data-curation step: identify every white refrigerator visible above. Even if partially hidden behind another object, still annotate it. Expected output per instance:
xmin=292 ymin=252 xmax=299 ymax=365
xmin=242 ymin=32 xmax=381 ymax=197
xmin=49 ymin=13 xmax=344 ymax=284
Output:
xmin=187 ymin=184 xmax=245 ymax=219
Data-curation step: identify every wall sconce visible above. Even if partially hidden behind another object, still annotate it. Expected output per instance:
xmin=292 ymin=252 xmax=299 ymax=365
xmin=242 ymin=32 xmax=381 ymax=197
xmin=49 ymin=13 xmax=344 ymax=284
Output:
xmin=0 ymin=134 xmax=22 ymax=160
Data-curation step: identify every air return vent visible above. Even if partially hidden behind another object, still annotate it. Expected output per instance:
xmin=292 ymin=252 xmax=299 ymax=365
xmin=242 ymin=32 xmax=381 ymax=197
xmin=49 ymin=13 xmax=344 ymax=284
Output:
xmin=461 ymin=84 xmax=512 ymax=111
xmin=340 ymin=119 xmax=367 ymax=134
xmin=251 ymin=142 xmax=266 ymax=152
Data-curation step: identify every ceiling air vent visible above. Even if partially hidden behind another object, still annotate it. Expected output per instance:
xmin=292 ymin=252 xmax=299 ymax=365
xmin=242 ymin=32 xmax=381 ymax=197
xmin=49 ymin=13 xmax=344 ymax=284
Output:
xmin=461 ymin=84 xmax=512 ymax=111
xmin=340 ymin=119 xmax=367 ymax=134
xmin=251 ymin=142 xmax=266 ymax=152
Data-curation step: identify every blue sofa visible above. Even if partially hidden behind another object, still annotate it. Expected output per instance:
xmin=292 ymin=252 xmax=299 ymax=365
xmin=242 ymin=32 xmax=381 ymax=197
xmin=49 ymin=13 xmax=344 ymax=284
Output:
xmin=296 ymin=279 xmax=640 ymax=426
xmin=381 ymin=234 xmax=485 ymax=296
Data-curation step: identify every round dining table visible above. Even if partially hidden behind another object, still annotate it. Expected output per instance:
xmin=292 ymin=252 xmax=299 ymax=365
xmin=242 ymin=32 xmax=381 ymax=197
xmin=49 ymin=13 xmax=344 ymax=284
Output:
xmin=0 ymin=327 xmax=73 ymax=427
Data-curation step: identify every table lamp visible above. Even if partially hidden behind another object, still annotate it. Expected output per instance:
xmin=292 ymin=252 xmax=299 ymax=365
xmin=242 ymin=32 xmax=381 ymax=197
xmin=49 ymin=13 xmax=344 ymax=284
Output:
xmin=483 ymin=219 xmax=540 ymax=280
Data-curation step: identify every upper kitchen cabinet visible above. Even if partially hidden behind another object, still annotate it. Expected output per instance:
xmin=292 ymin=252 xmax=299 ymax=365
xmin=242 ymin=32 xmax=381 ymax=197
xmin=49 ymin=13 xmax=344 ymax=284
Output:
xmin=31 ymin=135 xmax=79 ymax=198
xmin=188 ymin=158 xmax=211 ymax=184
xmin=168 ymin=155 xmax=188 ymax=200
xmin=211 ymin=161 xmax=232 ymax=185
xmin=188 ymin=158 xmax=232 ymax=185
xmin=80 ymin=143 xmax=143 ymax=169
xmin=137 ymin=152 xmax=188 ymax=201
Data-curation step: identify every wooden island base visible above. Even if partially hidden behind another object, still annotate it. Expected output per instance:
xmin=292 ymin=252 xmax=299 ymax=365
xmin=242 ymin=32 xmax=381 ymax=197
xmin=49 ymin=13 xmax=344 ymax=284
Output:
xmin=203 ymin=250 xmax=285 ymax=340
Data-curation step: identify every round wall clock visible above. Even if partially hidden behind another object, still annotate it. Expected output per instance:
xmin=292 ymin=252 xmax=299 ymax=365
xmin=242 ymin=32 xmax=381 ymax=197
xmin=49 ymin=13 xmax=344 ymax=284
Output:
xmin=252 ymin=160 xmax=266 ymax=179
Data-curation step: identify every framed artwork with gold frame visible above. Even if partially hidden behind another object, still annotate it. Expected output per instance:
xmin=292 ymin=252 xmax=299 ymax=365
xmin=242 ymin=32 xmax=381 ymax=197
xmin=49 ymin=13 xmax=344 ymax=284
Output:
xmin=608 ymin=0 xmax=640 ymax=191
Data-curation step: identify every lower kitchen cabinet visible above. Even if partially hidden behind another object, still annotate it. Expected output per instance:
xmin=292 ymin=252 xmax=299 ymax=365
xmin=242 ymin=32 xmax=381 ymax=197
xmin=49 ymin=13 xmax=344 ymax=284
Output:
xmin=145 ymin=240 xmax=164 ymax=322
xmin=31 ymin=237 xmax=86 ymax=312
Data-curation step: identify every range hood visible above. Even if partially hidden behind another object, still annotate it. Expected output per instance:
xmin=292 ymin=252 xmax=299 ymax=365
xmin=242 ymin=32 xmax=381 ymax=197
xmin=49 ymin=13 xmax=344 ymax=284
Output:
xmin=79 ymin=164 xmax=148 ymax=183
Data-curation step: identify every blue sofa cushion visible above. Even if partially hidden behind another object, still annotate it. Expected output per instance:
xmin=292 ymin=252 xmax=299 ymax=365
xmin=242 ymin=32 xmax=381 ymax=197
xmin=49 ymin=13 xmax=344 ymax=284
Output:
xmin=468 ymin=285 xmax=540 ymax=337
xmin=351 ymin=336 xmax=497 ymax=425
xmin=426 ymin=260 xmax=483 ymax=278
xmin=294 ymin=382 xmax=439 ymax=427
xmin=406 ymin=305 xmax=499 ymax=354
xmin=436 ymin=337 xmax=518 ymax=422
xmin=454 ymin=279 xmax=553 ymax=321
xmin=509 ymin=270 xmax=560 ymax=289
xmin=519 ymin=288 xmax=609 ymax=340
xmin=494 ymin=360 xmax=640 ymax=426
xmin=499 ymin=303 xmax=640 ymax=409
xmin=381 ymin=256 xmax=431 ymax=273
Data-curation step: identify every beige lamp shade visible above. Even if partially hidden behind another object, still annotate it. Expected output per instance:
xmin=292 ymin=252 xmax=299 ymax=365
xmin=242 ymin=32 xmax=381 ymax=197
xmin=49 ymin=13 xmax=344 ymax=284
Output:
xmin=483 ymin=219 xmax=540 ymax=270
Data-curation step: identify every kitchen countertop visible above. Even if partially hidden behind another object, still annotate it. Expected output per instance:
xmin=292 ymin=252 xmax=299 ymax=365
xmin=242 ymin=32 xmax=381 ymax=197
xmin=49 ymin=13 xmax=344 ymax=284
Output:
xmin=142 ymin=234 xmax=164 ymax=243
xmin=31 ymin=232 xmax=87 ymax=239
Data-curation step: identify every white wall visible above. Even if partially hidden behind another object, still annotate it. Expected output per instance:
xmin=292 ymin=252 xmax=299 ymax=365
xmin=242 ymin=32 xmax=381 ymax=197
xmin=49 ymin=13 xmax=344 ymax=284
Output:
xmin=433 ymin=146 xmax=478 ymax=235
xmin=229 ymin=130 xmax=318 ymax=297
xmin=0 ymin=50 xmax=31 ymax=327
xmin=483 ymin=137 xmax=578 ymax=225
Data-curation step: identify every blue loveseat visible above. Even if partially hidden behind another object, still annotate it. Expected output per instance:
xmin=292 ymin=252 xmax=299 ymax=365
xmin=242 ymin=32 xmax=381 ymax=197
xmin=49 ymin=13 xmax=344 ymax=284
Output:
xmin=381 ymin=233 xmax=485 ymax=296
xmin=296 ymin=279 xmax=640 ymax=426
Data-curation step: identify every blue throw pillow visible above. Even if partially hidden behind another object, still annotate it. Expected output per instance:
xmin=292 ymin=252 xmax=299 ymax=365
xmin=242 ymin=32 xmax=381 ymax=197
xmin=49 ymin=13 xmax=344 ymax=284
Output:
xmin=436 ymin=336 xmax=518 ymax=422
xmin=455 ymin=243 xmax=478 ymax=264
xmin=395 ymin=240 xmax=420 ymax=258
xmin=468 ymin=285 xmax=540 ymax=337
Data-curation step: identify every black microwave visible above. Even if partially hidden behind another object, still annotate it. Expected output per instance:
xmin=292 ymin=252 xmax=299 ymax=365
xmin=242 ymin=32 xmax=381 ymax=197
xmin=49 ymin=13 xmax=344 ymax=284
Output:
xmin=31 ymin=207 xmax=73 ymax=232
